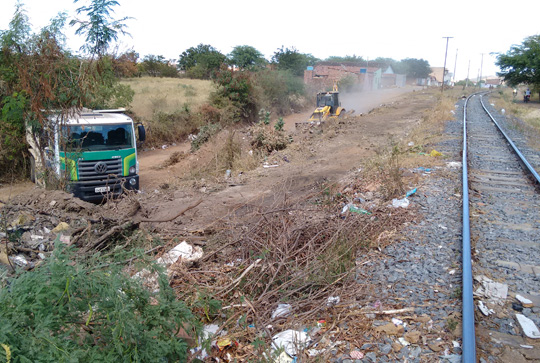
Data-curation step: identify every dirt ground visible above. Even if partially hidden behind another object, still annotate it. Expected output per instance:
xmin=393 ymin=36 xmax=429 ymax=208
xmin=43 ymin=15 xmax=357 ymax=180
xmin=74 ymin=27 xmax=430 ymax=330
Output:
xmin=129 ymin=86 xmax=432 ymax=233
xmin=0 ymin=86 xmax=430 ymax=223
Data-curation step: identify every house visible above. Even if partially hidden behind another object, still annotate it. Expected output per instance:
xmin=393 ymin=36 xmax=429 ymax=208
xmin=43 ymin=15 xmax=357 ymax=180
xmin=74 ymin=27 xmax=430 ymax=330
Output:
xmin=428 ymin=67 xmax=452 ymax=87
xmin=304 ymin=62 xmax=405 ymax=91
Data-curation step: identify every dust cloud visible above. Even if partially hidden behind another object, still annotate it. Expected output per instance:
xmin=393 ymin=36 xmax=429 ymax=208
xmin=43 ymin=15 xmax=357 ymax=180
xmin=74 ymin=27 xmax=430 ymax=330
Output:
xmin=340 ymin=87 xmax=421 ymax=114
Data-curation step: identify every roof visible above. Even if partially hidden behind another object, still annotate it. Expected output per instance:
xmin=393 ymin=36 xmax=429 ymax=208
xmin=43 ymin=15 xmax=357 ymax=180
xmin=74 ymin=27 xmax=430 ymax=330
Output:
xmin=51 ymin=112 xmax=133 ymax=125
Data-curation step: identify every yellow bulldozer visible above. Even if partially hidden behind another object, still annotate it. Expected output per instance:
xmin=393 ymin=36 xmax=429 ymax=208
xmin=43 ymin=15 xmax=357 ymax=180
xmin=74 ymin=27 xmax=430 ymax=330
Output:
xmin=308 ymin=83 xmax=346 ymax=122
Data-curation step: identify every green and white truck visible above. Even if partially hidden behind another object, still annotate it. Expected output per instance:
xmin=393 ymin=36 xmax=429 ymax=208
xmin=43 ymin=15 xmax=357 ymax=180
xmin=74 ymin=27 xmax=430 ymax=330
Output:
xmin=29 ymin=109 xmax=146 ymax=202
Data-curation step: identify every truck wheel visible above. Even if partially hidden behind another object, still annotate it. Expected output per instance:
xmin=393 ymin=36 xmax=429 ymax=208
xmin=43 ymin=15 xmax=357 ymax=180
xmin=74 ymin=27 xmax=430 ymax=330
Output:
xmin=30 ymin=155 xmax=36 ymax=183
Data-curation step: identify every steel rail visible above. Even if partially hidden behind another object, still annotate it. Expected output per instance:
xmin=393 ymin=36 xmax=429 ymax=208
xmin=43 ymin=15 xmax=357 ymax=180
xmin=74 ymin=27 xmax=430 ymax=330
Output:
xmin=479 ymin=94 xmax=540 ymax=184
xmin=461 ymin=94 xmax=476 ymax=362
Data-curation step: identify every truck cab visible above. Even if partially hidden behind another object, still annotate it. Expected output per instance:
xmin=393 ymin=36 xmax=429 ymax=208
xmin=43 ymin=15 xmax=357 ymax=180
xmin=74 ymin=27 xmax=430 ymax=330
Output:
xmin=32 ymin=109 xmax=146 ymax=202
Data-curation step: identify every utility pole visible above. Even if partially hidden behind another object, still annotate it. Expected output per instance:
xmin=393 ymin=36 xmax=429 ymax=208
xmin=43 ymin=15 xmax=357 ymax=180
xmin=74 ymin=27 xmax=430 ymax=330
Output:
xmin=464 ymin=59 xmax=470 ymax=90
xmin=453 ymin=48 xmax=458 ymax=85
xmin=442 ymin=37 xmax=453 ymax=93
xmin=479 ymin=53 xmax=484 ymax=89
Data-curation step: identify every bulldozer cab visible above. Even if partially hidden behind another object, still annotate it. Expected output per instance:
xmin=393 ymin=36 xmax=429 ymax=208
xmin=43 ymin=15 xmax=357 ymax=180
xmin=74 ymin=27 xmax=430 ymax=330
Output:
xmin=316 ymin=92 xmax=340 ymax=111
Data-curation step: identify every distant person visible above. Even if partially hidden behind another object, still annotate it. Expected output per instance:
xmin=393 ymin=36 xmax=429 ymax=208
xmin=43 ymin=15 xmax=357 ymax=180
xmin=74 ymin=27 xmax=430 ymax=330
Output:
xmin=513 ymin=89 xmax=517 ymax=98
xmin=526 ymin=88 xmax=531 ymax=96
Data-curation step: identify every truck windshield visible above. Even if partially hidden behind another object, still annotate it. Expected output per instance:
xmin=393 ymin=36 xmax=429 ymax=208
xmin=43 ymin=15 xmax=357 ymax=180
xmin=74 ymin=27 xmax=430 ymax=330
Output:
xmin=62 ymin=124 xmax=133 ymax=151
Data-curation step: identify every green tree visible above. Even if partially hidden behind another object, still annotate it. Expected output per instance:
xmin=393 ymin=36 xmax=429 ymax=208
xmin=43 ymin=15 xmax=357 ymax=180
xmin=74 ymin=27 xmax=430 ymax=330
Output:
xmin=325 ymin=55 xmax=365 ymax=64
xmin=272 ymin=46 xmax=318 ymax=77
xmin=399 ymin=58 xmax=431 ymax=78
xmin=229 ymin=45 xmax=267 ymax=70
xmin=177 ymin=44 xmax=226 ymax=79
xmin=139 ymin=54 xmax=178 ymax=77
xmin=496 ymin=35 xmax=540 ymax=93
xmin=211 ymin=65 xmax=257 ymax=122
xmin=0 ymin=1 xmax=133 ymax=183
xmin=70 ymin=0 xmax=131 ymax=57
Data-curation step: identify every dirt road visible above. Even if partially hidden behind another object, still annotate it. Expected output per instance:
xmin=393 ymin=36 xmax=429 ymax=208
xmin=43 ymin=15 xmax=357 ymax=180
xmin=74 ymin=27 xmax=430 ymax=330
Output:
xmin=133 ymin=86 xmax=433 ymax=232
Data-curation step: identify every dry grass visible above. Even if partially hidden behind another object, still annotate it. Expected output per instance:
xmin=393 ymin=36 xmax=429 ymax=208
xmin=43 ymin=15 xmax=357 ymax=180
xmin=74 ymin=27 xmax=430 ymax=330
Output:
xmin=491 ymin=88 xmax=540 ymax=150
xmin=121 ymin=77 xmax=215 ymax=120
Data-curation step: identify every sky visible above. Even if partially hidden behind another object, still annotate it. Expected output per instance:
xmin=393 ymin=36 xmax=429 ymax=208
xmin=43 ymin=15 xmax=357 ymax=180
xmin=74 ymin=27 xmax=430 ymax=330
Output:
xmin=2 ymin=0 xmax=540 ymax=81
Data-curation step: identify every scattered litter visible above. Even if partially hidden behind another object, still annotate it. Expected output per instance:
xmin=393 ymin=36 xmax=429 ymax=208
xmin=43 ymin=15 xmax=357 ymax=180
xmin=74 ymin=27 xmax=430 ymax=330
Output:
xmin=446 ymin=161 xmax=462 ymax=168
xmin=276 ymin=351 xmax=294 ymax=363
xmin=520 ymin=345 xmax=534 ymax=349
xmin=52 ymin=222 xmax=70 ymax=233
xmin=10 ymin=255 xmax=28 ymax=267
xmin=439 ymin=354 xmax=462 ymax=363
xmin=263 ymin=163 xmax=279 ymax=168
xmin=349 ymin=206 xmax=371 ymax=215
xmin=316 ymin=319 xmax=326 ymax=328
xmin=391 ymin=318 xmax=404 ymax=326
xmin=430 ymin=150 xmax=442 ymax=157
xmin=448 ymin=269 xmax=456 ymax=275
xmin=350 ymin=350 xmax=364 ymax=359
xmin=326 ymin=296 xmax=340 ymax=306
xmin=501 ymin=109 xmax=505 ymax=114
xmin=408 ymin=141 xmax=414 ymax=147
xmin=59 ymin=235 xmax=71 ymax=245
xmin=307 ymin=348 xmax=326 ymax=357
xmin=272 ymin=330 xmax=311 ymax=357
xmin=478 ymin=301 xmax=494 ymax=316
xmin=438 ymin=224 xmax=447 ymax=230
xmin=452 ymin=341 xmax=460 ymax=348
xmin=516 ymin=294 xmax=534 ymax=307
xmin=271 ymin=304 xmax=292 ymax=319
xmin=225 ymin=169 xmax=231 ymax=178
xmin=474 ymin=276 xmax=508 ymax=304
xmin=450 ymin=110 xmax=455 ymax=115
xmin=216 ymin=337 xmax=237 ymax=351
xmin=512 ymin=302 xmax=524 ymax=312
xmin=405 ymin=188 xmax=417 ymax=197
xmin=515 ymin=314 xmax=540 ymax=339
xmin=156 ymin=241 xmax=203 ymax=266
xmin=398 ymin=337 xmax=410 ymax=346
xmin=391 ymin=198 xmax=409 ymax=208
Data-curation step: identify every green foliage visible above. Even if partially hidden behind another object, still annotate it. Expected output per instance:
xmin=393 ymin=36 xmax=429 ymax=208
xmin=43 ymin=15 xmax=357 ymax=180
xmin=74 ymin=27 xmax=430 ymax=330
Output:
xmin=138 ymin=54 xmax=178 ymax=77
xmin=399 ymin=58 xmax=431 ymax=78
xmin=254 ymin=69 xmax=305 ymax=115
xmin=271 ymin=46 xmax=318 ymax=77
xmin=71 ymin=0 xmax=131 ymax=56
xmin=0 ymin=244 xmax=200 ymax=361
xmin=178 ymin=44 xmax=226 ymax=79
xmin=496 ymin=35 xmax=540 ymax=88
xmin=211 ymin=66 xmax=257 ymax=122
xmin=111 ymin=50 xmax=139 ymax=77
xmin=228 ymin=45 xmax=267 ymax=70
xmin=274 ymin=117 xmax=284 ymax=131
xmin=258 ymin=109 xmax=271 ymax=125
xmin=0 ymin=2 xmax=134 ymax=180
xmin=325 ymin=55 xmax=364 ymax=64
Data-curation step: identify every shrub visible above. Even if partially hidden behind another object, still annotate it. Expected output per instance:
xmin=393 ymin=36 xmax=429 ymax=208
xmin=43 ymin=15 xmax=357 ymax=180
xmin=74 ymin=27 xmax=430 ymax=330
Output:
xmin=254 ymin=69 xmax=305 ymax=115
xmin=211 ymin=66 xmax=258 ymax=122
xmin=250 ymin=124 xmax=290 ymax=153
xmin=146 ymin=108 xmax=201 ymax=146
xmin=0 ymin=244 xmax=200 ymax=362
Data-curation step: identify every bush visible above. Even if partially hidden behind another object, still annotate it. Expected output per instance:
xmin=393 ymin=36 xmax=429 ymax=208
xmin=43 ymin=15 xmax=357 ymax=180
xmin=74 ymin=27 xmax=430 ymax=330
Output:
xmin=146 ymin=108 xmax=202 ymax=146
xmin=254 ymin=70 xmax=305 ymax=115
xmin=250 ymin=124 xmax=290 ymax=153
xmin=0 ymin=244 xmax=200 ymax=362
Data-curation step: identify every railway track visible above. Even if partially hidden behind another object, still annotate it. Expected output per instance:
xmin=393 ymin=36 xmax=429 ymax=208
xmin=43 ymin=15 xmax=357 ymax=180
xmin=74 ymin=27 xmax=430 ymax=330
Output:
xmin=461 ymin=93 xmax=540 ymax=361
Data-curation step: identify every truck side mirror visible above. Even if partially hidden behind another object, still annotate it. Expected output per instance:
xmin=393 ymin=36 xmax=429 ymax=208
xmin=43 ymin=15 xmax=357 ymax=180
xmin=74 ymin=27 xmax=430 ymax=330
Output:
xmin=137 ymin=124 xmax=146 ymax=142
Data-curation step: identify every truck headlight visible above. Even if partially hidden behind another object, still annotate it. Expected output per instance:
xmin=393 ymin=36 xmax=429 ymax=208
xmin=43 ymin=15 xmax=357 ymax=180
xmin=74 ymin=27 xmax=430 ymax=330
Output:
xmin=129 ymin=166 xmax=136 ymax=174
xmin=129 ymin=178 xmax=137 ymax=186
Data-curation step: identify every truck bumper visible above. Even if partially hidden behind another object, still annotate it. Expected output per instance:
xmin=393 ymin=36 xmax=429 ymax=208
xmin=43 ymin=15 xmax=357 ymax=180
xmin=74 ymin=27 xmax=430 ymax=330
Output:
xmin=69 ymin=175 xmax=139 ymax=203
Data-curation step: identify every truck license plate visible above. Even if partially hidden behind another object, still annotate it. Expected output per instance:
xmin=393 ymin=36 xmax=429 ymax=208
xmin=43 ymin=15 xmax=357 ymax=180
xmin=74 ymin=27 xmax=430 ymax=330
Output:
xmin=95 ymin=186 xmax=110 ymax=193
